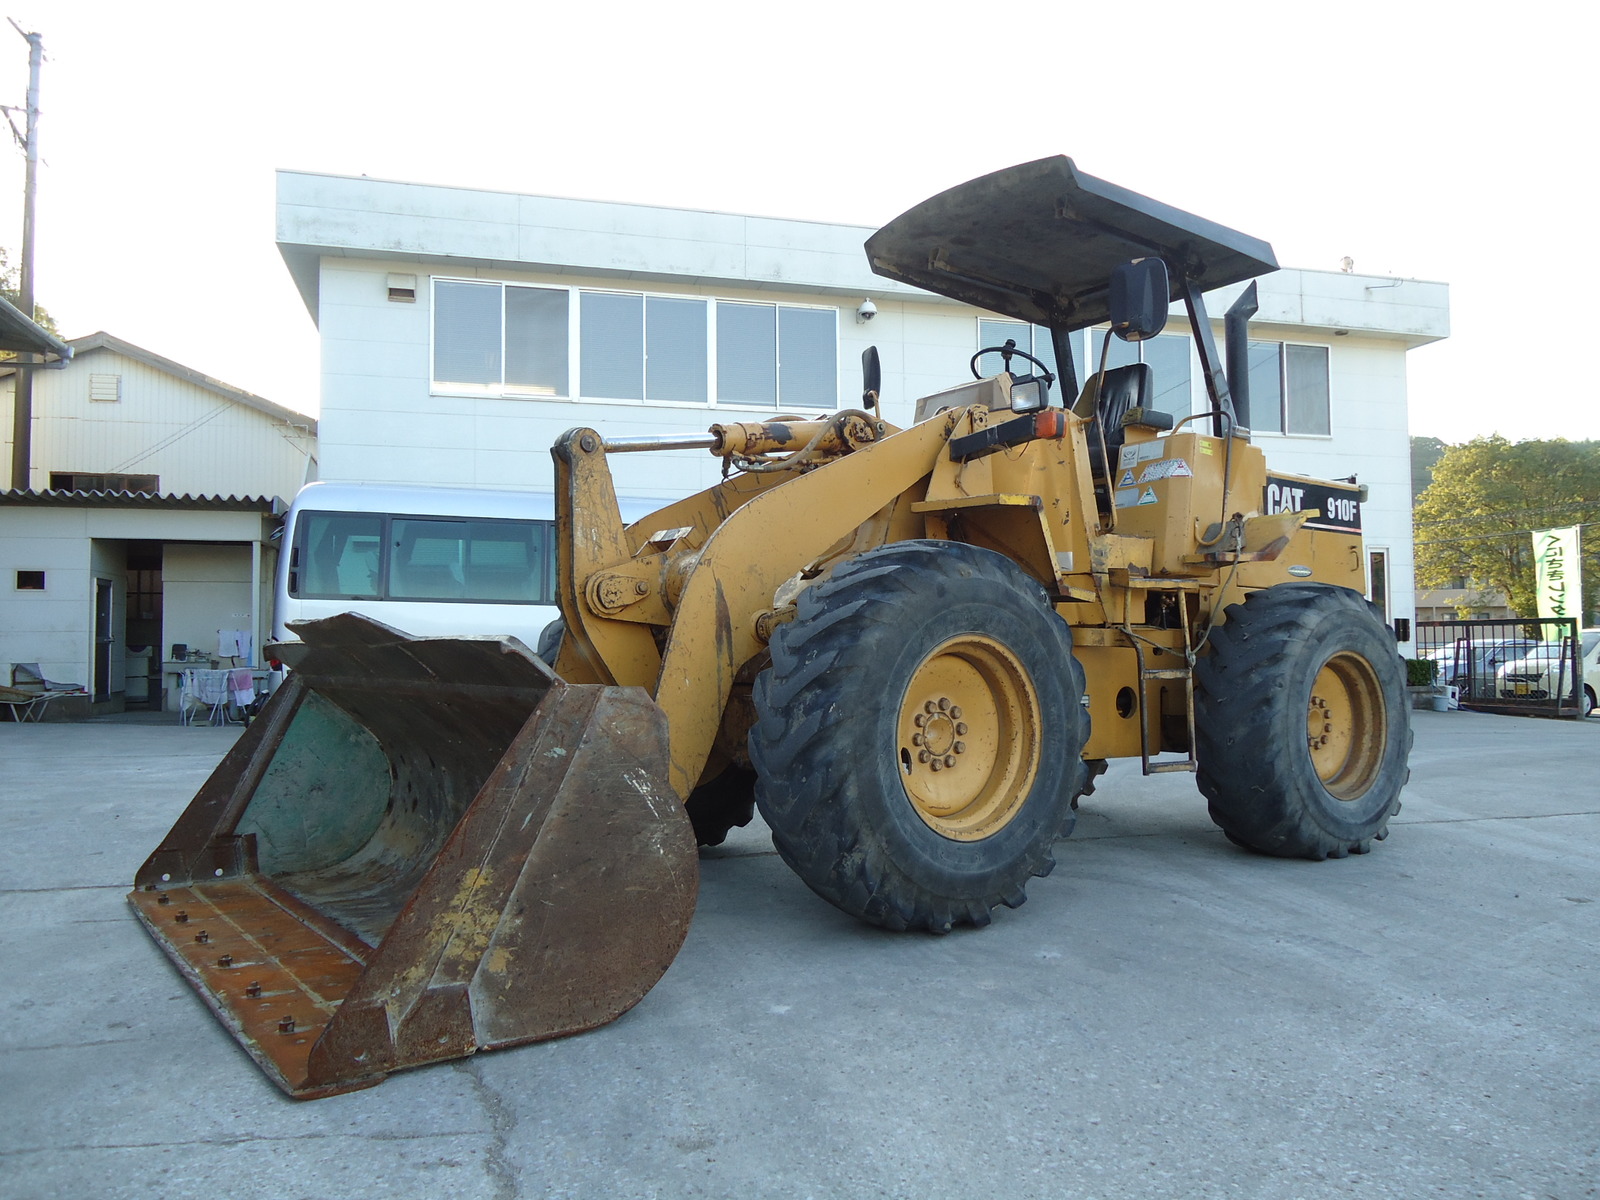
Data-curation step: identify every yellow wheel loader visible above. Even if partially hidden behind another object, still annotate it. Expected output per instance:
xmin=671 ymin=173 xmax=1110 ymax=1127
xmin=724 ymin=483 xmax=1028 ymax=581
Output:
xmin=130 ymin=157 xmax=1410 ymax=1097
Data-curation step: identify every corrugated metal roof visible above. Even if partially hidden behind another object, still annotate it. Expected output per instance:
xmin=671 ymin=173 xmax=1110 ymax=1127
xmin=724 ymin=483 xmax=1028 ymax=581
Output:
xmin=0 ymin=488 xmax=285 ymax=514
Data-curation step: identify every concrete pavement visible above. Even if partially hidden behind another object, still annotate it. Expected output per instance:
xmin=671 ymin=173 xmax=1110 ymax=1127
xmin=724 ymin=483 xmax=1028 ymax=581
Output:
xmin=1 ymin=708 xmax=1596 ymax=1199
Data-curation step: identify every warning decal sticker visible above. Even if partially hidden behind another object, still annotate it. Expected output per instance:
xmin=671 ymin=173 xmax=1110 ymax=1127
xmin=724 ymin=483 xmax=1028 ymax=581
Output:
xmin=1138 ymin=459 xmax=1192 ymax=483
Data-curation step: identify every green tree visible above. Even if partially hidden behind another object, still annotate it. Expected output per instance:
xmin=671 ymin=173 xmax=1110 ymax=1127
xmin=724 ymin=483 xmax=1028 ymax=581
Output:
xmin=0 ymin=245 xmax=58 ymax=336
xmin=1410 ymin=435 xmax=1447 ymax=502
xmin=1413 ymin=436 xmax=1600 ymax=620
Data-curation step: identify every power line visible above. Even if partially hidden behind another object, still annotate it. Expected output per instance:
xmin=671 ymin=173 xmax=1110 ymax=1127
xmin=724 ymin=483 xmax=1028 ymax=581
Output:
xmin=1414 ymin=502 xmax=1600 ymax=531
xmin=1415 ymin=522 xmax=1598 ymax=548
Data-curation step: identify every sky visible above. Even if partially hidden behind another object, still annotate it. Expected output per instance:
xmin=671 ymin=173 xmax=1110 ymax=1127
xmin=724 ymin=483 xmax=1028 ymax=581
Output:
xmin=5 ymin=0 xmax=1596 ymax=443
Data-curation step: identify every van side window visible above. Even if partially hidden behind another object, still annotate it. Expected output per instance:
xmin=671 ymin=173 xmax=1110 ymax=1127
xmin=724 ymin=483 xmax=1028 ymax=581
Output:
xmin=391 ymin=519 xmax=470 ymax=600
xmin=297 ymin=513 xmax=384 ymax=599
xmin=464 ymin=521 xmax=546 ymax=602
xmin=388 ymin=517 xmax=551 ymax=604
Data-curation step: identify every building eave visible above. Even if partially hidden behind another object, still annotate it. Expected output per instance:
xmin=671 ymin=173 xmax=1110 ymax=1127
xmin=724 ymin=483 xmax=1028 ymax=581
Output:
xmin=0 ymin=488 xmax=286 ymax=515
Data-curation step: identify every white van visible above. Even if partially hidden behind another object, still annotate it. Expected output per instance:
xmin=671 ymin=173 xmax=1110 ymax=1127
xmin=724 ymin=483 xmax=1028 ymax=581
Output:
xmin=271 ymin=482 xmax=672 ymax=663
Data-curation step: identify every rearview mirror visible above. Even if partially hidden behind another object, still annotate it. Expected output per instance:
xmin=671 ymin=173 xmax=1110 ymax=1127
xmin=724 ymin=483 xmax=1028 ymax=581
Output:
xmin=1109 ymin=258 xmax=1170 ymax=342
xmin=861 ymin=346 xmax=881 ymax=410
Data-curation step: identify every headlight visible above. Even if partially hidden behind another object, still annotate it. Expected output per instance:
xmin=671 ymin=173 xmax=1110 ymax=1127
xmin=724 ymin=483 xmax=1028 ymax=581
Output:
xmin=1010 ymin=376 xmax=1049 ymax=414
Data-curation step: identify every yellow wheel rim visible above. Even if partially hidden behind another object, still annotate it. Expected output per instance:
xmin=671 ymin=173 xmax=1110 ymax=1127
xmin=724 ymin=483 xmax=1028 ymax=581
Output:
xmin=896 ymin=635 xmax=1041 ymax=840
xmin=1307 ymin=652 xmax=1387 ymax=800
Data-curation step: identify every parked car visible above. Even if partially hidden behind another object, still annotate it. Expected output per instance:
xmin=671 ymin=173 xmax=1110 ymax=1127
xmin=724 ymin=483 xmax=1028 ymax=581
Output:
xmin=1496 ymin=629 xmax=1600 ymax=716
xmin=1424 ymin=638 xmax=1541 ymax=699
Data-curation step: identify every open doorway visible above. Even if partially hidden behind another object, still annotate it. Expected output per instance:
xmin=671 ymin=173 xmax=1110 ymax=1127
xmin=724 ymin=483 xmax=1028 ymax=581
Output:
xmin=124 ymin=542 xmax=163 ymax=709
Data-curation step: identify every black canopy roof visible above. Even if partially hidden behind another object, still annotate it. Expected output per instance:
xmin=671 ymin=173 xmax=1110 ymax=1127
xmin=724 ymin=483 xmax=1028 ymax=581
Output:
xmin=865 ymin=156 xmax=1277 ymax=331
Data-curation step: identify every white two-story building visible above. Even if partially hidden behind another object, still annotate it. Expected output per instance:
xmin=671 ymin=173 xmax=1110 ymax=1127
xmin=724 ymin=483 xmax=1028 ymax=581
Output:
xmin=275 ymin=167 xmax=1448 ymax=636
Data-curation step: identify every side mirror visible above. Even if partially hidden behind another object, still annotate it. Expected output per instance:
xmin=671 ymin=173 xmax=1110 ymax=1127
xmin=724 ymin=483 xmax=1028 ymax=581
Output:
xmin=1109 ymin=258 xmax=1170 ymax=342
xmin=861 ymin=346 xmax=881 ymax=410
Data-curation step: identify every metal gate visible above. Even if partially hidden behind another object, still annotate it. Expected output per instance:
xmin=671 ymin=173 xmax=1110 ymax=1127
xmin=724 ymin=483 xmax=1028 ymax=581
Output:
xmin=1416 ymin=618 xmax=1584 ymax=717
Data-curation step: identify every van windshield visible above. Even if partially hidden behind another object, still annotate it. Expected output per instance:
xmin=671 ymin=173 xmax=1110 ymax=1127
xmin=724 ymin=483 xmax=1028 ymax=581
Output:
xmin=293 ymin=511 xmax=554 ymax=605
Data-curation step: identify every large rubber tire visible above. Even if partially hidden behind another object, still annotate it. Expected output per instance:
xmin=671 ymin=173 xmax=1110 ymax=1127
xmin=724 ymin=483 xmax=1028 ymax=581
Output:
xmin=750 ymin=541 xmax=1088 ymax=933
xmin=535 ymin=618 xmax=565 ymax=667
xmin=685 ymin=765 xmax=757 ymax=847
xmin=1195 ymin=583 xmax=1411 ymax=860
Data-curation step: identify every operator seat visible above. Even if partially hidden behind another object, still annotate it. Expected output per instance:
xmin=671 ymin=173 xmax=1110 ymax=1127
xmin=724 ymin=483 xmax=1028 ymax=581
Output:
xmin=1084 ymin=363 xmax=1154 ymax=463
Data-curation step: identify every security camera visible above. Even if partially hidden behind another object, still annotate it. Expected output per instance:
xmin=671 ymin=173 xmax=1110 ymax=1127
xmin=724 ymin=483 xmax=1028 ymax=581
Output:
xmin=856 ymin=299 xmax=877 ymax=323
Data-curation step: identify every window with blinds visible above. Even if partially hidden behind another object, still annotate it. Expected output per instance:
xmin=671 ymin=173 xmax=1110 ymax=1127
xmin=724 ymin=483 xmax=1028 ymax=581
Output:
xmin=1245 ymin=341 xmax=1330 ymax=436
xmin=433 ymin=280 xmax=568 ymax=395
xmin=580 ymin=293 xmax=709 ymax=402
xmin=976 ymin=319 xmax=1058 ymax=382
xmin=434 ymin=278 xmax=838 ymax=408
xmin=716 ymin=302 xmax=837 ymax=408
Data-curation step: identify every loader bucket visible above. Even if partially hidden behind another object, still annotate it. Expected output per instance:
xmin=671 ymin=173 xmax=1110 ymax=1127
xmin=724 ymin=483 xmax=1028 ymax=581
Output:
xmin=128 ymin=614 xmax=697 ymax=1099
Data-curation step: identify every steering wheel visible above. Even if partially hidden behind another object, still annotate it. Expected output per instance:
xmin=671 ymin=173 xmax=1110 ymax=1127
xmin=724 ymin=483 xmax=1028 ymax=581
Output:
xmin=970 ymin=340 xmax=1053 ymax=381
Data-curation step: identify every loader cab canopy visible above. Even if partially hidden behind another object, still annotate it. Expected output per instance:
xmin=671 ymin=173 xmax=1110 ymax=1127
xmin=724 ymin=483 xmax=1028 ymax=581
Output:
xmin=864 ymin=156 xmax=1277 ymax=332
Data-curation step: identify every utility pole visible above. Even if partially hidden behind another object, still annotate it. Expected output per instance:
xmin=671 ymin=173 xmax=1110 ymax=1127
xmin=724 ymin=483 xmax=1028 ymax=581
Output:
xmin=7 ymin=22 xmax=41 ymax=491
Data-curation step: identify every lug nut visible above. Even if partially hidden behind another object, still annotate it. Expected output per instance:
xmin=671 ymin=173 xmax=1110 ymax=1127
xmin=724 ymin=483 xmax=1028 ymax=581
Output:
xmin=955 ymin=722 xmax=968 ymax=736
xmin=917 ymin=750 xmax=930 ymax=763
xmin=944 ymin=755 xmax=957 ymax=768
xmin=938 ymin=697 xmax=951 ymax=711
xmin=953 ymin=742 xmax=966 ymax=754
xmin=924 ymin=700 xmax=937 ymax=714
xmin=949 ymin=706 xmax=962 ymax=720
xmin=911 ymin=733 xmax=924 ymax=747
xmin=913 ymin=713 xmax=927 ymax=727
xmin=930 ymin=759 xmax=943 ymax=772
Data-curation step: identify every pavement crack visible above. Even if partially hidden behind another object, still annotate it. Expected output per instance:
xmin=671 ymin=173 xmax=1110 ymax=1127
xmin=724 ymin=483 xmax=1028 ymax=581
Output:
xmin=455 ymin=1057 xmax=519 ymax=1200
xmin=9 ymin=1037 xmax=146 ymax=1053
xmin=0 ymin=884 xmax=133 ymax=896
xmin=0 ymin=1129 xmax=491 ymax=1157
xmin=1398 ymin=810 xmax=1600 ymax=825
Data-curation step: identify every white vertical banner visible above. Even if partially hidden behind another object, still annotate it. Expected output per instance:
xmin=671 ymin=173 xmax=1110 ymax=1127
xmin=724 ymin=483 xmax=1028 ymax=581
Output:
xmin=1532 ymin=526 xmax=1582 ymax=626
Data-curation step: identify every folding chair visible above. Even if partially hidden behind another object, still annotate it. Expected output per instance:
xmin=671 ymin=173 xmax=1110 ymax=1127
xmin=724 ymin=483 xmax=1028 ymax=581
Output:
xmin=5 ymin=664 xmax=86 ymax=722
